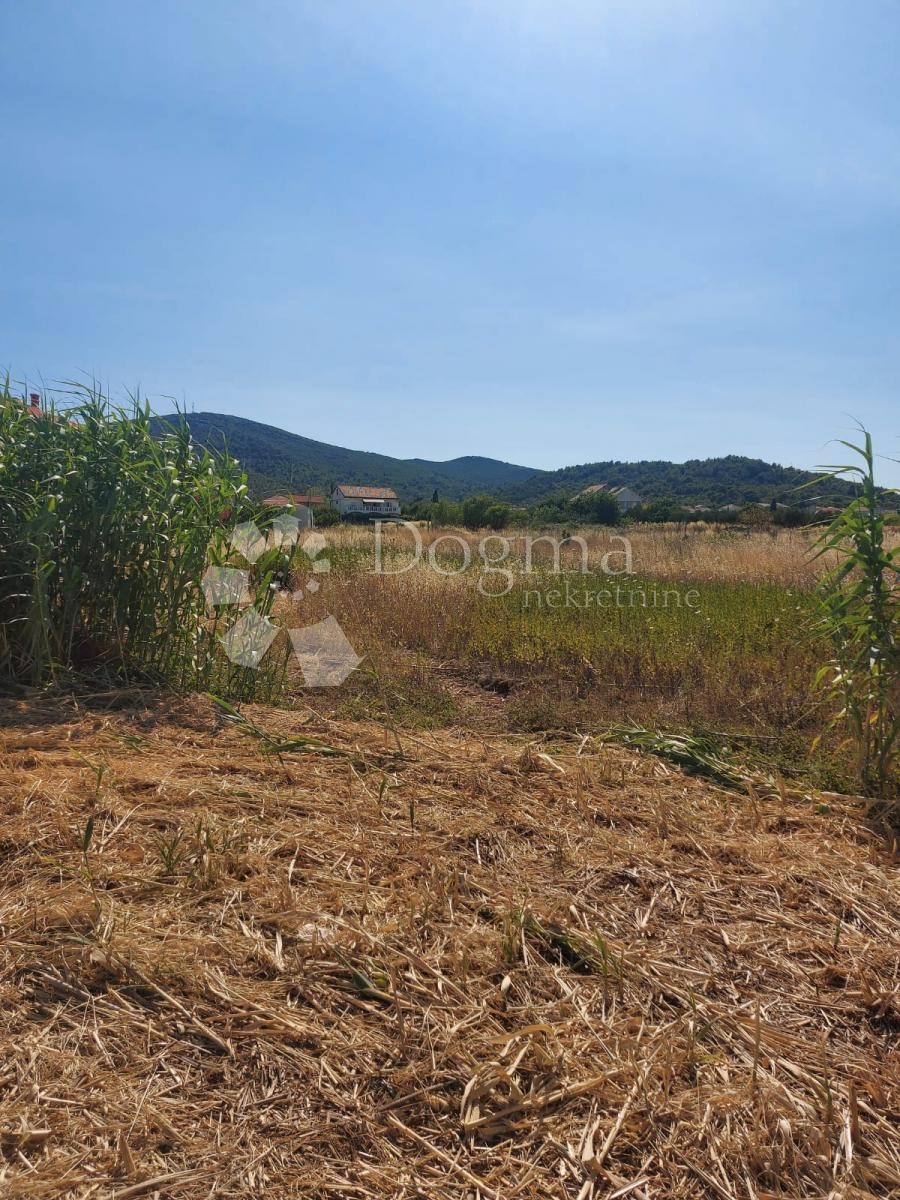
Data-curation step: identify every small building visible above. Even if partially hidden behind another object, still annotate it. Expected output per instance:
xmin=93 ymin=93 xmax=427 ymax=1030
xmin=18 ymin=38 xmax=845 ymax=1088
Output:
xmin=577 ymin=483 xmax=642 ymax=512
xmin=331 ymin=483 xmax=401 ymax=521
xmin=261 ymin=493 xmax=325 ymax=529
xmin=261 ymin=493 xmax=324 ymax=509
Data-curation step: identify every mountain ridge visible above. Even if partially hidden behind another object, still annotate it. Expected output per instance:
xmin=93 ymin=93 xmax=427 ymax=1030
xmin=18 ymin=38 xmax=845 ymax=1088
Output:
xmin=150 ymin=411 xmax=860 ymax=507
xmin=149 ymin=412 xmax=538 ymax=501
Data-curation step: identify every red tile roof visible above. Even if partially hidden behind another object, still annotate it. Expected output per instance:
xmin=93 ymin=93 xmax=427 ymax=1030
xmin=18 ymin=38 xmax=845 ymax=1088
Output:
xmin=262 ymin=493 xmax=324 ymax=507
xmin=334 ymin=484 xmax=398 ymax=500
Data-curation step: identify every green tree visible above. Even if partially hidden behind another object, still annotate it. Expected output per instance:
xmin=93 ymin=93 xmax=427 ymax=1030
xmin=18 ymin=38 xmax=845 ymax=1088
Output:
xmin=629 ymin=498 xmax=683 ymax=523
xmin=484 ymin=502 xmax=512 ymax=530
xmin=431 ymin=499 xmax=463 ymax=526
xmin=461 ymin=493 xmax=498 ymax=529
xmin=312 ymin=504 xmax=340 ymax=527
xmin=570 ymin=490 xmax=620 ymax=524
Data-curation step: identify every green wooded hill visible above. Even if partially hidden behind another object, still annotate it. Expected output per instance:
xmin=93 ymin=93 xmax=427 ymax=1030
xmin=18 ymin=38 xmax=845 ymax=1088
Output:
xmin=150 ymin=411 xmax=863 ymax=508
xmin=149 ymin=413 xmax=539 ymax=501
xmin=498 ymin=455 xmax=861 ymax=508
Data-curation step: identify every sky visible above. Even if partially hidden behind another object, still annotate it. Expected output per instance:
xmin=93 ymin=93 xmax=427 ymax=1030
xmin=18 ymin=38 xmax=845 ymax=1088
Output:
xmin=1 ymin=0 xmax=898 ymax=482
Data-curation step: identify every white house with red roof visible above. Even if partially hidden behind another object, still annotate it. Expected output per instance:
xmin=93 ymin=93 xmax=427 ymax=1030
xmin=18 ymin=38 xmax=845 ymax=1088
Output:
xmin=331 ymin=483 xmax=401 ymax=520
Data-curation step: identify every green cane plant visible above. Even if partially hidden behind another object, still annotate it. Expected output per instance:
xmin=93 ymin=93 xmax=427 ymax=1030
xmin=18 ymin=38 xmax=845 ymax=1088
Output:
xmin=809 ymin=431 xmax=898 ymax=807
xmin=0 ymin=377 xmax=286 ymax=700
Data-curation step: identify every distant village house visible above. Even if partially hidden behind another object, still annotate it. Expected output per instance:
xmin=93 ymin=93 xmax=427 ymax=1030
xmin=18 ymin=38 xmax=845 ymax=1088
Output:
xmin=331 ymin=483 xmax=401 ymax=521
xmin=261 ymin=492 xmax=325 ymax=528
xmin=261 ymin=492 xmax=324 ymax=509
xmin=20 ymin=392 xmax=79 ymax=428
xmin=577 ymin=483 xmax=642 ymax=512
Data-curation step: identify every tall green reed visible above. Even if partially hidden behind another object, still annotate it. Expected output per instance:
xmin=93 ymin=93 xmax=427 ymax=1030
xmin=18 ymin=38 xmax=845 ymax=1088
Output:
xmin=810 ymin=431 xmax=898 ymax=804
xmin=0 ymin=379 xmax=286 ymax=699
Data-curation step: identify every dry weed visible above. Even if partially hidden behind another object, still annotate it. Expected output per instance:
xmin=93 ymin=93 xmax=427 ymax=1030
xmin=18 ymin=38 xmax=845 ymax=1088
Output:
xmin=1 ymin=693 xmax=897 ymax=1197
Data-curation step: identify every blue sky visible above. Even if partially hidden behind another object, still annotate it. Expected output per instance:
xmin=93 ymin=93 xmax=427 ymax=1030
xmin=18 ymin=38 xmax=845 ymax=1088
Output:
xmin=2 ymin=1 xmax=898 ymax=481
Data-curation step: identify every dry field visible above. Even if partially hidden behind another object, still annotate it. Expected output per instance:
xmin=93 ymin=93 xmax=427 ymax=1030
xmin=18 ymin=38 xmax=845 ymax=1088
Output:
xmin=322 ymin=523 xmax=850 ymax=588
xmin=1 ymin=691 xmax=898 ymax=1199
xmin=273 ymin=525 xmax=870 ymax=782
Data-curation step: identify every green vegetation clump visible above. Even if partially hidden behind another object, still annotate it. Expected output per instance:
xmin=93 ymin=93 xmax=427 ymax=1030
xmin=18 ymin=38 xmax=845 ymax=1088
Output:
xmin=0 ymin=382 xmax=283 ymax=698
xmin=402 ymin=495 xmax=509 ymax=527
xmin=460 ymin=493 xmax=513 ymax=530
xmin=811 ymin=433 xmax=898 ymax=803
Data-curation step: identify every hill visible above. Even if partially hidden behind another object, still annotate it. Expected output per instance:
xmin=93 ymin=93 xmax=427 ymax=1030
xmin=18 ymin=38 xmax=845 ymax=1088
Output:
xmin=149 ymin=412 xmax=538 ymax=501
xmin=498 ymin=453 xmax=861 ymax=508
xmin=152 ymin=412 xmax=865 ymax=508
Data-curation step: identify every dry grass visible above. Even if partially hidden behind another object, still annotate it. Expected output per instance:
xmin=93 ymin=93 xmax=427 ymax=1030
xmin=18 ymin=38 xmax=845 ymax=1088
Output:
xmin=278 ymin=567 xmax=832 ymax=772
xmin=284 ymin=523 xmax=900 ymax=778
xmin=2 ymin=692 xmax=898 ymax=1198
xmin=323 ymin=524 xmax=859 ymax=589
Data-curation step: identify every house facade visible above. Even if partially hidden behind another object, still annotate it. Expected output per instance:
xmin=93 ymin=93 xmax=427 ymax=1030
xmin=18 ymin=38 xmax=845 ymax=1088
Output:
xmin=261 ymin=493 xmax=325 ymax=528
xmin=331 ymin=483 xmax=401 ymax=521
xmin=577 ymin=483 xmax=642 ymax=512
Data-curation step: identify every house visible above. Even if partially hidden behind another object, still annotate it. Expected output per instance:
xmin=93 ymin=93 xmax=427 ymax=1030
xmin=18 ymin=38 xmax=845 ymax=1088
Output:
xmin=18 ymin=392 xmax=79 ymax=428
xmin=331 ymin=483 xmax=401 ymax=521
xmin=262 ymin=492 xmax=325 ymax=529
xmin=261 ymin=493 xmax=324 ymax=509
xmin=576 ymin=483 xmax=642 ymax=513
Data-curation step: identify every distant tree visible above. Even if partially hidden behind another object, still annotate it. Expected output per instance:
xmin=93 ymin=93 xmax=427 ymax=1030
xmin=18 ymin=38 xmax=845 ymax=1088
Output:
xmin=689 ymin=508 xmax=738 ymax=524
xmin=312 ymin=504 xmax=340 ymax=527
xmin=505 ymin=506 xmax=531 ymax=528
xmin=484 ymin=502 xmax=512 ymax=530
xmin=461 ymin=493 xmax=497 ymax=529
xmin=528 ymin=492 xmax=573 ymax=525
xmin=774 ymin=506 xmax=808 ymax=528
xmin=741 ymin=504 xmax=771 ymax=527
xmin=630 ymin=498 xmax=684 ymax=523
xmin=432 ymin=499 xmax=463 ymax=526
xmin=570 ymin=490 xmax=620 ymax=525
xmin=432 ymin=488 xmax=439 ymax=503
